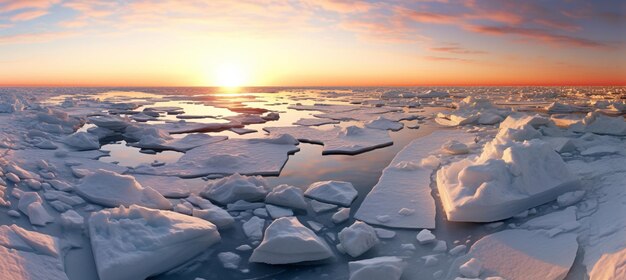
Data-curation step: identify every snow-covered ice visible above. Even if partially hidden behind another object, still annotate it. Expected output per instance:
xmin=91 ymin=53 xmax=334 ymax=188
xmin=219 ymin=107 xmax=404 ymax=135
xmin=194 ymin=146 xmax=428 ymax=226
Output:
xmin=304 ymin=180 xmax=357 ymax=207
xmin=338 ymin=221 xmax=380 ymax=257
xmin=75 ymin=169 xmax=172 ymax=209
xmin=88 ymin=205 xmax=221 ymax=280
xmin=348 ymin=256 xmax=406 ymax=280
xmin=356 ymin=130 xmax=473 ymax=228
xmin=250 ymin=217 xmax=333 ymax=264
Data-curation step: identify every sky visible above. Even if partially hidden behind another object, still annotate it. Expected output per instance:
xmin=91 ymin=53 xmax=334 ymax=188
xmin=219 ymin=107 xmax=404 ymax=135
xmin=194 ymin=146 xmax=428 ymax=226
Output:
xmin=0 ymin=0 xmax=624 ymax=87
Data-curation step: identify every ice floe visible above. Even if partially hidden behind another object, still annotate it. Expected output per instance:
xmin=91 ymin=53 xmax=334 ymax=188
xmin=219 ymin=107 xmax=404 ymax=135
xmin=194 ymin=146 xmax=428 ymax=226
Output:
xmin=448 ymin=229 xmax=578 ymax=280
xmin=250 ymin=217 xmax=333 ymax=264
xmin=75 ymin=169 xmax=172 ymax=209
xmin=201 ymin=173 xmax=268 ymax=204
xmin=348 ymin=256 xmax=406 ymax=280
xmin=356 ymin=130 xmax=473 ymax=228
xmin=132 ymin=135 xmax=299 ymax=177
xmin=338 ymin=221 xmax=379 ymax=257
xmin=88 ymin=205 xmax=221 ymax=280
xmin=304 ymin=180 xmax=357 ymax=207
xmin=264 ymin=125 xmax=392 ymax=155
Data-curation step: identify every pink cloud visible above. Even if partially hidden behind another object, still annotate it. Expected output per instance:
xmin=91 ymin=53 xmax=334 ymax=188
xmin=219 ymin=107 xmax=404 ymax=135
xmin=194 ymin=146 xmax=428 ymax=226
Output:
xmin=10 ymin=9 xmax=48 ymax=21
xmin=464 ymin=24 xmax=607 ymax=48
xmin=0 ymin=31 xmax=78 ymax=45
xmin=0 ymin=0 xmax=59 ymax=13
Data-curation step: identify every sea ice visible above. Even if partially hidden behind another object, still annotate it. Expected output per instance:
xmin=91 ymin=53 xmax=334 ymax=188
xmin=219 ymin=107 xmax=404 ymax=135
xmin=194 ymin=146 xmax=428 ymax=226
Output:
xmin=250 ymin=217 xmax=333 ymax=264
xmin=338 ymin=221 xmax=379 ymax=257
xmin=243 ymin=216 xmax=265 ymax=240
xmin=132 ymin=135 xmax=299 ymax=177
xmin=448 ymin=229 xmax=578 ymax=280
xmin=264 ymin=184 xmax=308 ymax=210
xmin=75 ymin=169 xmax=172 ymax=210
xmin=356 ymin=130 xmax=472 ymax=228
xmin=201 ymin=173 xmax=268 ymax=205
xmin=304 ymin=181 xmax=357 ymax=207
xmin=88 ymin=205 xmax=220 ymax=280
xmin=348 ymin=256 xmax=406 ymax=280
xmin=264 ymin=125 xmax=392 ymax=155
xmin=365 ymin=116 xmax=404 ymax=131
xmin=437 ymin=120 xmax=579 ymax=222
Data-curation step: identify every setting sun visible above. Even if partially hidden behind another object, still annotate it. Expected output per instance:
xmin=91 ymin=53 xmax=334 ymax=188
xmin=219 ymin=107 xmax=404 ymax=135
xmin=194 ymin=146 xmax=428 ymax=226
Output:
xmin=214 ymin=63 xmax=248 ymax=88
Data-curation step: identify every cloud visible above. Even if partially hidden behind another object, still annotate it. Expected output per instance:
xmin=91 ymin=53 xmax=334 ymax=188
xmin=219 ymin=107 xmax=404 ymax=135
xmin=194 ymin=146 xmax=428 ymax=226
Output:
xmin=465 ymin=24 xmax=608 ymax=48
xmin=429 ymin=44 xmax=486 ymax=54
xmin=10 ymin=9 xmax=48 ymax=21
xmin=0 ymin=0 xmax=59 ymax=13
xmin=0 ymin=31 xmax=78 ymax=45
xmin=424 ymin=56 xmax=471 ymax=62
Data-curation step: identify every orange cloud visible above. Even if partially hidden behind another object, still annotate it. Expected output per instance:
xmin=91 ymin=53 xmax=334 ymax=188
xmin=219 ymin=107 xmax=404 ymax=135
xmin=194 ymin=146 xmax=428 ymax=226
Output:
xmin=464 ymin=25 xmax=609 ymax=49
xmin=10 ymin=9 xmax=48 ymax=21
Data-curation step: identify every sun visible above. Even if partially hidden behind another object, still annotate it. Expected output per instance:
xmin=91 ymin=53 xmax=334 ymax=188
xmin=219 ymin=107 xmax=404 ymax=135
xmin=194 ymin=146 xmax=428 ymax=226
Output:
xmin=214 ymin=63 xmax=248 ymax=88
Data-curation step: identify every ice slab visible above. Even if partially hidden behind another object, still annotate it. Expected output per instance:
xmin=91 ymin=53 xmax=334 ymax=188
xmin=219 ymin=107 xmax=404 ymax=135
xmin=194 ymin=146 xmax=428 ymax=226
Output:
xmin=265 ymin=184 xmax=307 ymax=210
xmin=304 ymin=181 xmax=357 ymax=207
xmin=264 ymin=125 xmax=392 ymax=155
xmin=448 ymin=229 xmax=578 ymax=280
xmin=250 ymin=217 xmax=333 ymax=264
xmin=437 ymin=138 xmax=579 ymax=222
xmin=338 ymin=221 xmax=379 ymax=257
xmin=75 ymin=169 xmax=172 ymax=210
xmin=293 ymin=118 xmax=340 ymax=126
xmin=349 ymin=256 xmax=406 ymax=280
xmin=129 ymin=132 xmax=227 ymax=152
xmin=88 ymin=205 xmax=220 ymax=280
xmin=131 ymin=135 xmax=299 ymax=177
xmin=201 ymin=173 xmax=268 ymax=205
xmin=0 ymin=224 xmax=68 ymax=280
xmin=356 ymin=130 xmax=473 ymax=228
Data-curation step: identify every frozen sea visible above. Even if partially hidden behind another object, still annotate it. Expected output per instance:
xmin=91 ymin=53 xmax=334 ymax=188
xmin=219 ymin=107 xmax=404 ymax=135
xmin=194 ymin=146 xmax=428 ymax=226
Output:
xmin=0 ymin=86 xmax=624 ymax=280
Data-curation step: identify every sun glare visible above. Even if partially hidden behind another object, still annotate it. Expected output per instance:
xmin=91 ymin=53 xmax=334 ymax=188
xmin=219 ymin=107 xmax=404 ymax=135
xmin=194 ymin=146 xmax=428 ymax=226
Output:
xmin=214 ymin=63 xmax=248 ymax=88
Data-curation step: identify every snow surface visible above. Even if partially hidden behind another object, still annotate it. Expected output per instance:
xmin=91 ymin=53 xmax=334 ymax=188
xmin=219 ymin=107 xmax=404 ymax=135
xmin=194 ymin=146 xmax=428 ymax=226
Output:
xmin=304 ymin=180 xmax=358 ymax=207
xmin=447 ymin=229 xmax=578 ymax=280
xmin=437 ymin=116 xmax=579 ymax=222
xmin=264 ymin=125 xmax=393 ymax=155
xmin=356 ymin=130 xmax=473 ymax=228
xmin=250 ymin=217 xmax=333 ymax=264
xmin=131 ymin=134 xmax=300 ymax=177
xmin=75 ymin=169 xmax=172 ymax=209
xmin=88 ymin=205 xmax=221 ymax=280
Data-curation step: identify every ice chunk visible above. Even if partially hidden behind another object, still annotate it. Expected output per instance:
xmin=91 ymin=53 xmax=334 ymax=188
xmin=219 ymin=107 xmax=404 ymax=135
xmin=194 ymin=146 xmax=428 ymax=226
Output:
xmin=459 ymin=258 xmax=482 ymax=278
xmin=416 ymin=229 xmax=436 ymax=244
xmin=338 ymin=221 xmax=380 ymax=257
xmin=582 ymin=112 xmax=626 ymax=136
xmin=18 ymin=192 xmax=54 ymax=226
xmin=129 ymin=131 xmax=227 ymax=152
xmin=89 ymin=115 xmax=130 ymax=131
xmin=437 ymin=139 xmax=579 ymax=222
xmin=448 ymin=229 xmax=577 ymax=280
xmin=243 ymin=216 xmax=265 ymax=240
xmin=63 ymin=132 xmax=100 ymax=151
xmin=201 ymin=173 xmax=268 ymax=205
xmin=264 ymin=125 xmax=393 ymax=155
xmin=356 ymin=130 xmax=472 ymax=228
xmin=88 ymin=205 xmax=220 ymax=280
xmin=442 ymin=140 xmax=470 ymax=155
xmin=332 ymin=207 xmax=350 ymax=224
xmin=557 ymin=191 xmax=585 ymax=207
xmin=265 ymin=204 xmax=293 ymax=219
xmin=0 ymin=225 xmax=68 ymax=280
xmin=60 ymin=210 xmax=84 ymax=229
xmin=309 ymin=199 xmax=338 ymax=213
xmin=365 ymin=116 xmax=404 ymax=131
xmin=132 ymin=135 xmax=299 ymax=177
xmin=218 ymin=252 xmax=241 ymax=269
xmin=304 ymin=181 xmax=357 ymax=207
xmin=250 ymin=217 xmax=333 ymax=264
xmin=293 ymin=118 xmax=339 ymax=126
xmin=349 ymin=256 xmax=406 ymax=280
xmin=75 ymin=169 xmax=172 ymax=210
xmin=374 ymin=228 xmax=396 ymax=239
xmin=265 ymin=184 xmax=307 ymax=210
